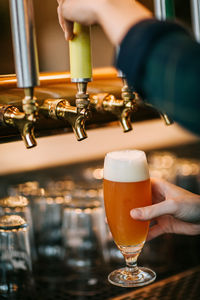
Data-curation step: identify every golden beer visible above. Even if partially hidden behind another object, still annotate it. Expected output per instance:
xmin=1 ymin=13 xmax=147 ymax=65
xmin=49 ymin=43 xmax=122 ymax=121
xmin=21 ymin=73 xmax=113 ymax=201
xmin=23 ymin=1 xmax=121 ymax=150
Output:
xmin=103 ymin=178 xmax=151 ymax=246
xmin=103 ymin=150 xmax=156 ymax=287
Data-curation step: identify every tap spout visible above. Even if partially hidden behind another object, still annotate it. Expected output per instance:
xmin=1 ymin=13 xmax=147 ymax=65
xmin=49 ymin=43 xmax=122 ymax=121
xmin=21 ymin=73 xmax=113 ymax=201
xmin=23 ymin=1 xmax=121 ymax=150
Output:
xmin=40 ymin=99 xmax=89 ymax=141
xmin=18 ymin=120 xmax=36 ymax=148
xmin=90 ymin=92 xmax=136 ymax=132
xmin=159 ymin=111 xmax=174 ymax=126
xmin=0 ymin=104 xmax=37 ymax=148
xmin=57 ymin=99 xmax=89 ymax=141
xmin=136 ymin=98 xmax=174 ymax=126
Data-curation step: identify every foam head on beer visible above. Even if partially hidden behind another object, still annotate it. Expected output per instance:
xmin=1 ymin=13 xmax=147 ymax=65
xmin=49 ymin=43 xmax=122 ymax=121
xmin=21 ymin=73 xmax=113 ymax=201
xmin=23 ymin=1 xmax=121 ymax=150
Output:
xmin=104 ymin=150 xmax=149 ymax=182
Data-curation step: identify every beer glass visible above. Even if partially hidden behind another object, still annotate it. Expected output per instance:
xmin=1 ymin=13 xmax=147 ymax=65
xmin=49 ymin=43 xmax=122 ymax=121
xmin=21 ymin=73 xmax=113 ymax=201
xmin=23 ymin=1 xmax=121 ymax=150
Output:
xmin=103 ymin=150 xmax=156 ymax=287
xmin=0 ymin=215 xmax=33 ymax=294
xmin=0 ymin=196 xmax=36 ymax=261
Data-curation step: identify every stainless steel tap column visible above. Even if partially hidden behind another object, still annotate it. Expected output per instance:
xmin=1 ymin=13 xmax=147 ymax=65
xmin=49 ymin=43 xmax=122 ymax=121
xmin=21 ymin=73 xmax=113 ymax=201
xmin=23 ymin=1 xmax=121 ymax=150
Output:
xmin=153 ymin=0 xmax=174 ymax=126
xmin=9 ymin=0 xmax=39 ymax=88
xmin=191 ymin=0 xmax=200 ymax=43
xmin=8 ymin=0 xmax=39 ymax=148
xmin=154 ymin=0 xmax=175 ymax=20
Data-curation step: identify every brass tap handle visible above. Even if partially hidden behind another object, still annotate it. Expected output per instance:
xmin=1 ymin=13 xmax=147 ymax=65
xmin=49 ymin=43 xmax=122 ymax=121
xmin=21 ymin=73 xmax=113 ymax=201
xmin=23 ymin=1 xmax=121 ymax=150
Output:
xmin=41 ymin=99 xmax=89 ymax=141
xmin=0 ymin=104 xmax=37 ymax=148
xmin=23 ymin=88 xmax=38 ymax=122
xmin=90 ymin=93 xmax=136 ymax=132
xmin=57 ymin=100 xmax=89 ymax=141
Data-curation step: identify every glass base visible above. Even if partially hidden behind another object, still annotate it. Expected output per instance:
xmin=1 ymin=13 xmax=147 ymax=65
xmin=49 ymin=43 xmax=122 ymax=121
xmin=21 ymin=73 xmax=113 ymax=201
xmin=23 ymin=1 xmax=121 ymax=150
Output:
xmin=108 ymin=266 xmax=156 ymax=287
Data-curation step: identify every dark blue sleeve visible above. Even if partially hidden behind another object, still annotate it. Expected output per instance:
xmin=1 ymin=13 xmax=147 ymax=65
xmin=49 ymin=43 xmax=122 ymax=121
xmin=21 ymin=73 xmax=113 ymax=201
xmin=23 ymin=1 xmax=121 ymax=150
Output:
xmin=116 ymin=19 xmax=200 ymax=136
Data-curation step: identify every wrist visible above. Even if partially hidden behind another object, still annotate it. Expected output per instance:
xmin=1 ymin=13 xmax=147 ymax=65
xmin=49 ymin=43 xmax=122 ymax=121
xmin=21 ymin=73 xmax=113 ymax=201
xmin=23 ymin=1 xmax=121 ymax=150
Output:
xmin=96 ymin=0 xmax=152 ymax=45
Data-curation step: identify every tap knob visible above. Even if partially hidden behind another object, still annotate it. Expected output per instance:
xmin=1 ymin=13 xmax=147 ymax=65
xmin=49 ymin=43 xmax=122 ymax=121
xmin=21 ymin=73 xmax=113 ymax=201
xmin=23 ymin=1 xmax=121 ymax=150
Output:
xmin=69 ymin=23 xmax=92 ymax=83
xmin=68 ymin=22 xmax=92 ymax=139
xmin=0 ymin=104 xmax=37 ymax=148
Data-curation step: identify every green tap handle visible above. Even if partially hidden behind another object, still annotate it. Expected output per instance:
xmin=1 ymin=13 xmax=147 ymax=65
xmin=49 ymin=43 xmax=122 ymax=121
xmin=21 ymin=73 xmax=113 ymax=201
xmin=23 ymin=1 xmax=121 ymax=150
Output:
xmin=69 ymin=23 xmax=92 ymax=82
xmin=165 ymin=0 xmax=175 ymax=18
xmin=154 ymin=0 xmax=175 ymax=20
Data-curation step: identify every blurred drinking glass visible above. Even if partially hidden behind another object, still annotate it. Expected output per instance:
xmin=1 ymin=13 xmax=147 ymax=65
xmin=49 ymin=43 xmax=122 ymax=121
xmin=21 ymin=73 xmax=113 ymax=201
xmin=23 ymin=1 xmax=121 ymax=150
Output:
xmin=0 ymin=196 xmax=36 ymax=261
xmin=45 ymin=178 xmax=75 ymax=199
xmin=8 ymin=181 xmax=40 ymax=198
xmin=32 ymin=191 xmax=64 ymax=260
xmin=62 ymin=195 xmax=108 ymax=270
xmin=0 ymin=215 xmax=33 ymax=295
xmin=103 ymin=150 xmax=156 ymax=287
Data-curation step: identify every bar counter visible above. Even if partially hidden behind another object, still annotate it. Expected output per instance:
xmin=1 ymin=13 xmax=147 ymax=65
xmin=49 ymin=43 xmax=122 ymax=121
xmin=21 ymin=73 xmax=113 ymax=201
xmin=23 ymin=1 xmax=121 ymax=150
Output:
xmin=0 ymin=142 xmax=199 ymax=300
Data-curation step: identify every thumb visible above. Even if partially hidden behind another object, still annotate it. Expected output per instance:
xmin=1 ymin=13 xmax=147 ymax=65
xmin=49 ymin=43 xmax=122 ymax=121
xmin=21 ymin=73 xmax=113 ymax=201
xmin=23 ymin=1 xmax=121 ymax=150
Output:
xmin=130 ymin=199 xmax=177 ymax=221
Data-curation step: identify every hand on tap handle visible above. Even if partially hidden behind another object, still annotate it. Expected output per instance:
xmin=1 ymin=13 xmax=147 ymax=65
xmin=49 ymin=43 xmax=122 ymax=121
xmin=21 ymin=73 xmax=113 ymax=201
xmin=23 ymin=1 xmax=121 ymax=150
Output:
xmin=57 ymin=0 xmax=151 ymax=45
xmin=57 ymin=0 xmax=200 ymax=136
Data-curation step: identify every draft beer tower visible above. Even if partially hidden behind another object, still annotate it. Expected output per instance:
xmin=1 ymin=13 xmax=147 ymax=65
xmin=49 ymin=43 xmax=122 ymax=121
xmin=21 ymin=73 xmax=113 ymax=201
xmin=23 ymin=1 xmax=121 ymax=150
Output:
xmin=68 ymin=23 xmax=92 ymax=140
xmin=9 ymin=0 xmax=39 ymax=148
xmin=41 ymin=22 xmax=93 ymax=141
xmin=153 ymin=0 xmax=175 ymax=125
xmin=0 ymin=0 xmax=39 ymax=148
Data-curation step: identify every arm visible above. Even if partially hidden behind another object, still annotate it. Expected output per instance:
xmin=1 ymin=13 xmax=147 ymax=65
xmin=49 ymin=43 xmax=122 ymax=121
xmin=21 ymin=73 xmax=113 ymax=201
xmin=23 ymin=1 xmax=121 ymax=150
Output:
xmin=130 ymin=178 xmax=200 ymax=240
xmin=57 ymin=0 xmax=200 ymax=135
xmin=57 ymin=0 xmax=152 ymax=45
xmin=117 ymin=20 xmax=200 ymax=135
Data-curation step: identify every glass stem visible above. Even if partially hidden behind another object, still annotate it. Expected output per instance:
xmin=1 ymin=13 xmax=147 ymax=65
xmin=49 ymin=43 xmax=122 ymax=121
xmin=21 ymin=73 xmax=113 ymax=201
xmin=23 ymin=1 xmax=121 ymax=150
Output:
xmin=124 ymin=255 xmax=139 ymax=274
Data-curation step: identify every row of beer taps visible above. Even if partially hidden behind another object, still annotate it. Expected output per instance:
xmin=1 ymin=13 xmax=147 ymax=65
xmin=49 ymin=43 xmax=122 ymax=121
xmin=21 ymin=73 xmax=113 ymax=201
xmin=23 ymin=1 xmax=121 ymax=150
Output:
xmin=0 ymin=0 xmax=199 ymax=149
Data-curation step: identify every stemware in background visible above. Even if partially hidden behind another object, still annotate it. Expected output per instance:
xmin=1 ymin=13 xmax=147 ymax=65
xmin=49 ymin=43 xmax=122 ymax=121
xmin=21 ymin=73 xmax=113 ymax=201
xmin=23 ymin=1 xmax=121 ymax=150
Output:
xmin=8 ymin=181 xmax=40 ymax=198
xmin=103 ymin=150 xmax=156 ymax=287
xmin=62 ymin=193 xmax=109 ymax=270
xmin=66 ymin=179 xmax=124 ymax=266
xmin=32 ymin=191 xmax=65 ymax=260
xmin=45 ymin=178 xmax=75 ymax=201
xmin=0 ymin=215 xmax=34 ymax=296
xmin=0 ymin=196 xmax=37 ymax=262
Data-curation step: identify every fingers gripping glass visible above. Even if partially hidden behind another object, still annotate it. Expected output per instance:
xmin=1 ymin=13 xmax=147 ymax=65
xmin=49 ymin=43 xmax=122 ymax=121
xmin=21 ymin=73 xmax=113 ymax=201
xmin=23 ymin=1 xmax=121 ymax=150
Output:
xmin=103 ymin=150 xmax=156 ymax=287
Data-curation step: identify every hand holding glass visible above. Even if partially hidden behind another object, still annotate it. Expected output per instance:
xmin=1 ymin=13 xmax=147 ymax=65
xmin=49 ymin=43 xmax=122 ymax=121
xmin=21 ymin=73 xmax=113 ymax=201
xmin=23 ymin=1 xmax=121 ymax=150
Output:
xmin=103 ymin=150 xmax=156 ymax=287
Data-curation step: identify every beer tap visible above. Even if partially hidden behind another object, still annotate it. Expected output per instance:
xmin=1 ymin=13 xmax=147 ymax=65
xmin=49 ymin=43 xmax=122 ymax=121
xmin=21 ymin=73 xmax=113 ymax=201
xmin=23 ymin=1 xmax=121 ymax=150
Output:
xmin=0 ymin=0 xmax=40 ymax=148
xmin=190 ymin=0 xmax=200 ymax=43
xmin=152 ymin=0 xmax=175 ymax=125
xmin=40 ymin=23 xmax=92 ymax=141
xmin=117 ymin=71 xmax=137 ymax=132
xmin=90 ymin=71 xmax=136 ymax=133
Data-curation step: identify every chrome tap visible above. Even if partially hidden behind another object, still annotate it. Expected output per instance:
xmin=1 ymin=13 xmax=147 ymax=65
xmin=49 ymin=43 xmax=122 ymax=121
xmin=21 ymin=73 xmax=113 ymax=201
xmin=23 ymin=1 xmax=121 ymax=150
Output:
xmin=149 ymin=0 xmax=175 ymax=125
xmin=190 ymin=0 xmax=200 ymax=42
xmin=8 ymin=0 xmax=39 ymax=148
